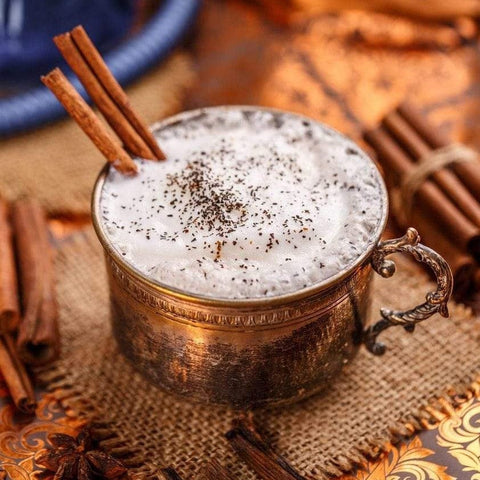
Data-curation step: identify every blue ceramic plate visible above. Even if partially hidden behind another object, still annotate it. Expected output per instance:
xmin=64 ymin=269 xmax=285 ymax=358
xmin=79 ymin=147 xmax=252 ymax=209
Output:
xmin=0 ymin=0 xmax=200 ymax=136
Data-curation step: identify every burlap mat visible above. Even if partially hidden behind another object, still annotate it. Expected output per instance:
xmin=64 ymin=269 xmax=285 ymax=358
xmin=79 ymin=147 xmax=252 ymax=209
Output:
xmin=41 ymin=228 xmax=480 ymax=479
xmin=0 ymin=53 xmax=194 ymax=216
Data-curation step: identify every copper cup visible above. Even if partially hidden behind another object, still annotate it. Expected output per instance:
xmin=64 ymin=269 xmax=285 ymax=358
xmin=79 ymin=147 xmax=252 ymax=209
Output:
xmin=92 ymin=107 xmax=453 ymax=408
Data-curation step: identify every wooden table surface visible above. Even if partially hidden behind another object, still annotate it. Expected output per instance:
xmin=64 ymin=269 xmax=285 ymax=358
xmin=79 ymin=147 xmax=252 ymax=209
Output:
xmin=2 ymin=1 xmax=480 ymax=478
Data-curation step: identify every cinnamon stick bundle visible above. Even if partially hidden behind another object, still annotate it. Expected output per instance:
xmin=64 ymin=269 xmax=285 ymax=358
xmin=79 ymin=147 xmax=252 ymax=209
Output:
xmin=69 ymin=25 xmax=165 ymax=161
xmin=365 ymin=103 xmax=480 ymax=296
xmin=398 ymin=103 xmax=480 ymax=203
xmin=0 ymin=199 xmax=19 ymax=333
xmin=42 ymin=24 xmax=165 ymax=176
xmin=53 ymin=29 xmax=162 ymax=161
xmin=0 ymin=334 xmax=36 ymax=414
xmin=226 ymin=416 xmax=306 ymax=480
xmin=383 ymin=111 xmax=480 ymax=227
xmin=12 ymin=199 xmax=60 ymax=366
xmin=364 ymin=127 xmax=480 ymax=258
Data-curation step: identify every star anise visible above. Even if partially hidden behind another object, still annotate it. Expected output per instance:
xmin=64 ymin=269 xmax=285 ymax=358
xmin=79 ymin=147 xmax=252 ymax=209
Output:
xmin=35 ymin=426 xmax=129 ymax=480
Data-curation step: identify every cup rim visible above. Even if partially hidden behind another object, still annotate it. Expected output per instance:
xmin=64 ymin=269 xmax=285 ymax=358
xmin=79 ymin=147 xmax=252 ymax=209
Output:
xmin=91 ymin=105 xmax=389 ymax=307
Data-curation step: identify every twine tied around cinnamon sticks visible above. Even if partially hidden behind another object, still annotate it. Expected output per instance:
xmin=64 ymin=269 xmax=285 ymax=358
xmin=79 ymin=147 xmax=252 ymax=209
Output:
xmin=365 ymin=102 xmax=480 ymax=297
xmin=392 ymin=143 xmax=479 ymax=227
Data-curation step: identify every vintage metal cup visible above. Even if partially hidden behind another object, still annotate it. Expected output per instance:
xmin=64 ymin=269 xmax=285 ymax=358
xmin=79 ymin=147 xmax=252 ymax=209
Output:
xmin=92 ymin=106 xmax=453 ymax=408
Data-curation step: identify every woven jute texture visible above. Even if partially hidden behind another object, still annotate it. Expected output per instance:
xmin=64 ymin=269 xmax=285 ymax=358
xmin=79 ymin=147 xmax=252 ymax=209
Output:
xmin=42 ymin=228 xmax=480 ymax=479
xmin=0 ymin=53 xmax=194 ymax=216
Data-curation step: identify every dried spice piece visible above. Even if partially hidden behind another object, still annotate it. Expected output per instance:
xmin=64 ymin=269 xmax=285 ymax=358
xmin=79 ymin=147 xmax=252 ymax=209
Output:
xmin=70 ymin=25 xmax=165 ymax=160
xmin=54 ymin=31 xmax=157 ymax=161
xmin=12 ymin=199 xmax=60 ymax=366
xmin=0 ymin=333 xmax=36 ymax=414
xmin=159 ymin=467 xmax=185 ymax=480
xmin=35 ymin=426 xmax=129 ymax=480
xmin=0 ymin=199 xmax=20 ymax=333
xmin=200 ymin=459 xmax=231 ymax=480
xmin=226 ymin=414 xmax=306 ymax=480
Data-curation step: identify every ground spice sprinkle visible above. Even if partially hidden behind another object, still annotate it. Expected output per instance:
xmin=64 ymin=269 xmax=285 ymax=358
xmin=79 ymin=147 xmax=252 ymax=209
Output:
xmin=100 ymin=108 xmax=385 ymax=298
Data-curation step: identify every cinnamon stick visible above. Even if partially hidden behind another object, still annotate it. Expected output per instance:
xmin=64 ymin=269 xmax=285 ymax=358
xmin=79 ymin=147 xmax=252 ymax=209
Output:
xmin=70 ymin=25 xmax=165 ymax=161
xmin=41 ymin=68 xmax=137 ymax=175
xmin=474 ymin=268 xmax=480 ymax=292
xmin=397 ymin=102 xmax=480 ymax=203
xmin=226 ymin=416 xmax=306 ymax=480
xmin=364 ymin=127 xmax=480 ymax=260
xmin=201 ymin=460 xmax=231 ymax=480
xmin=12 ymin=199 xmax=59 ymax=366
xmin=160 ymin=467 xmax=185 ymax=480
xmin=53 ymin=32 xmax=156 ymax=160
xmin=0 ymin=199 xmax=19 ymax=333
xmin=0 ymin=334 xmax=36 ymax=414
xmin=410 ymin=207 xmax=476 ymax=298
xmin=383 ymin=111 xmax=480 ymax=227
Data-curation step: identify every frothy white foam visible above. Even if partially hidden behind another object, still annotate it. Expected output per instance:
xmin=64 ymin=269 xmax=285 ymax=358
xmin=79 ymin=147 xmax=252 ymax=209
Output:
xmin=99 ymin=108 xmax=385 ymax=299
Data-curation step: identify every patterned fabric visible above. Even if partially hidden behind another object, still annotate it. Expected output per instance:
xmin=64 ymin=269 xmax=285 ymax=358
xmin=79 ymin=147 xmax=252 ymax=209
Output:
xmin=3 ymin=379 xmax=480 ymax=477
xmin=0 ymin=381 xmax=83 ymax=478
xmin=341 ymin=384 xmax=480 ymax=479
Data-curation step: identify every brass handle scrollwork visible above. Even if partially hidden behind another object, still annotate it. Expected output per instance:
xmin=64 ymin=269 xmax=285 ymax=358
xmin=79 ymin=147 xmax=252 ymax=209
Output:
xmin=363 ymin=227 xmax=453 ymax=356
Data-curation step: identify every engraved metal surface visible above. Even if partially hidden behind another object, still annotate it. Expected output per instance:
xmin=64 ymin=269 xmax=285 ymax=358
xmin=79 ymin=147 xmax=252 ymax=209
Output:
xmin=364 ymin=228 xmax=454 ymax=355
xmin=90 ymin=109 xmax=453 ymax=407
xmin=91 ymin=106 xmax=390 ymax=328
xmin=106 ymin=255 xmax=359 ymax=328
xmin=107 ymin=254 xmax=373 ymax=407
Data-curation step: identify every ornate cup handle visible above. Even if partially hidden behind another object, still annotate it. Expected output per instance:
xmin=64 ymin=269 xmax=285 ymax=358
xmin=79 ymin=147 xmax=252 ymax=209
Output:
xmin=363 ymin=227 xmax=453 ymax=356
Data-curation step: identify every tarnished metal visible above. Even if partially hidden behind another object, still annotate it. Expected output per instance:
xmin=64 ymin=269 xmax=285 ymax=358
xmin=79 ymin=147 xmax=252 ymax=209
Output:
xmin=105 ymin=254 xmax=373 ymax=407
xmin=364 ymin=227 xmax=453 ymax=355
xmin=91 ymin=107 xmax=453 ymax=408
